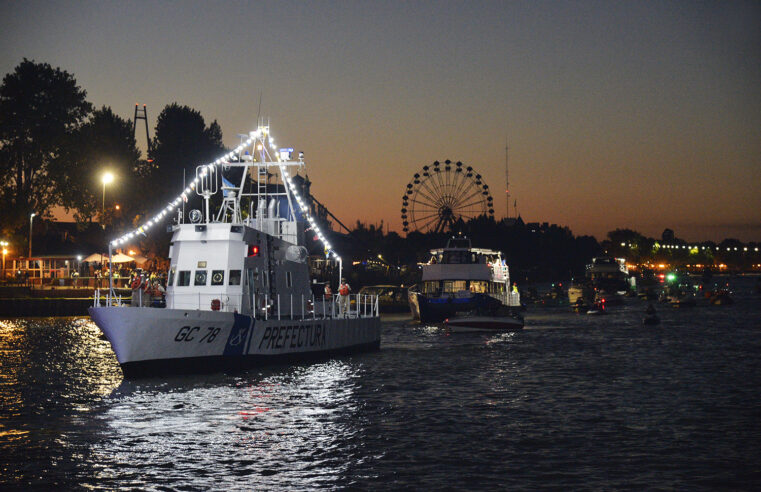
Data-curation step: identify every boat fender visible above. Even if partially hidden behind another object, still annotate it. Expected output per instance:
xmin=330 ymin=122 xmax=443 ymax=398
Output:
xmin=211 ymin=299 xmax=221 ymax=311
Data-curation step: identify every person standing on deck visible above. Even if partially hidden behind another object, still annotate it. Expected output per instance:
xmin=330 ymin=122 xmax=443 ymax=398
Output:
xmin=324 ymin=283 xmax=332 ymax=300
xmin=339 ymin=278 xmax=351 ymax=316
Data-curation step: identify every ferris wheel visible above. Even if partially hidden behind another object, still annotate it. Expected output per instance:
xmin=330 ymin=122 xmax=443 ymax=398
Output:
xmin=401 ymin=160 xmax=494 ymax=234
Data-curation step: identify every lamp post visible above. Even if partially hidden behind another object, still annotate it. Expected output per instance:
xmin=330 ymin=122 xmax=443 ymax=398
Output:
xmin=102 ymin=172 xmax=114 ymax=213
xmin=1 ymin=241 xmax=8 ymax=279
xmin=29 ymin=213 xmax=36 ymax=258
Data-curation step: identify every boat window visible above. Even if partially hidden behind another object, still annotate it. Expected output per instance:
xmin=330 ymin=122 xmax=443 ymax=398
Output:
xmin=286 ymin=271 xmax=292 ymax=288
xmin=442 ymin=280 xmax=467 ymax=293
xmin=168 ymin=267 xmax=176 ymax=286
xmin=194 ymin=270 xmax=207 ymax=286
xmin=229 ymin=270 xmax=242 ymax=286
xmin=443 ymin=251 xmax=471 ymax=264
xmin=211 ymin=270 xmax=224 ymax=286
xmin=422 ymin=281 xmax=439 ymax=294
xmin=177 ymin=270 xmax=191 ymax=286
xmin=469 ymin=281 xmax=488 ymax=293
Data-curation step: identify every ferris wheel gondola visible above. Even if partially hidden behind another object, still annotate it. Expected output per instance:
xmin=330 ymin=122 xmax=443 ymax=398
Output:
xmin=401 ymin=160 xmax=494 ymax=234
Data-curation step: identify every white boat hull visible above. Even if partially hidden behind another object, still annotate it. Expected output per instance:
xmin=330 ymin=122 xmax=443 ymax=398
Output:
xmin=444 ymin=315 xmax=524 ymax=333
xmin=89 ymin=306 xmax=381 ymax=378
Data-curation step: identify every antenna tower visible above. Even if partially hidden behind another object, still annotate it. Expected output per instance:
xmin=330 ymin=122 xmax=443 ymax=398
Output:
xmin=505 ymin=141 xmax=510 ymax=219
xmin=133 ymin=103 xmax=152 ymax=161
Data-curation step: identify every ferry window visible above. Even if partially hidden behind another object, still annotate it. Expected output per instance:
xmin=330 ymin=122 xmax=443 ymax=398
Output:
xmin=443 ymin=281 xmax=467 ymax=293
xmin=211 ymin=270 xmax=224 ymax=286
xmin=286 ymin=271 xmax=292 ymax=288
xmin=168 ymin=267 xmax=176 ymax=286
xmin=423 ymin=281 xmax=439 ymax=294
xmin=177 ymin=270 xmax=191 ymax=286
xmin=229 ymin=270 xmax=241 ymax=285
xmin=194 ymin=270 xmax=207 ymax=285
xmin=470 ymin=281 xmax=488 ymax=293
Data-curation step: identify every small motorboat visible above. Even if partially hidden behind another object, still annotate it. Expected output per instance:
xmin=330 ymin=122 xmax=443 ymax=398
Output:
xmin=643 ymin=303 xmax=660 ymax=325
xmin=586 ymin=299 xmax=606 ymax=315
xmin=708 ymin=289 xmax=734 ymax=306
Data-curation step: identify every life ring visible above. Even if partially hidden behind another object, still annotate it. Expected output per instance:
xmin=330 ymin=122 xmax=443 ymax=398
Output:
xmin=130 ymin=277 xmax=141 ymax=289
xmin=143 ymin=281 xmax=151 ymax=293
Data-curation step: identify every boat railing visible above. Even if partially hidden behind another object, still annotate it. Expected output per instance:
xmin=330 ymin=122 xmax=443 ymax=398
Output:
xmin=95 ymin=289 xmax=380 ymax=320
xmin=488 ymin=291 xmax=521 ymax=307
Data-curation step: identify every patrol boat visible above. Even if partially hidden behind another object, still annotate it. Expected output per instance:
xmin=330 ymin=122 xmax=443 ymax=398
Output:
xmin=89 ymin=125 xmax=381 ymax=378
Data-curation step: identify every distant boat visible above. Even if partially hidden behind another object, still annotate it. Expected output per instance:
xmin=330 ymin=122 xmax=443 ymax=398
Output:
xmin=585 ymin=257 xmax=632 ymax=304
xmin=708 ymin=288 xmax=733 ymax=306
xmin=643 ymin=303 xmax=660 ymax=325
xmin=660 ymin=271 xmax=697 ymax=307
xmin=407 ymin=236 xmax=521 ymax=323
xmin=586 ymin=299 xmax=607 ymax=315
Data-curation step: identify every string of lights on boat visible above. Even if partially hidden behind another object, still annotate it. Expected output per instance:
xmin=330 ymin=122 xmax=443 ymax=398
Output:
xmin=109 ymin=126 xmax=340 ymax=261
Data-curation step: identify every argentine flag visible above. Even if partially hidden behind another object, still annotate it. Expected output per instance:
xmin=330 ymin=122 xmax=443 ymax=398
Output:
xmin=222 ymin=176 xmax=235 ymax=197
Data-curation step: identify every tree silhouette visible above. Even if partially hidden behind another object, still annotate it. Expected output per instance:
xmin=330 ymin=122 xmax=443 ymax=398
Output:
xmin=0 ymin=59 xmax=91 ymax=236
xmin=145 ymin=103 xmax=225 ymax=214
xmin=131 ymin=103 xmax=225 ymax=257
xmin=52 ymin=106 xmax=143 ymax=226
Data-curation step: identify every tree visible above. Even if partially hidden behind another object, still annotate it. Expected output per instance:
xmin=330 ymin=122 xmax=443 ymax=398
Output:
xmin=52 ymin=106 xmax=143 ymax=226
xmin=145 ymin=103 xmax=225 ymax=214
xmin=131 ymin=104 xmax=225 ymax=258
xmin=0 ymin=59 xmax=92 ymax=236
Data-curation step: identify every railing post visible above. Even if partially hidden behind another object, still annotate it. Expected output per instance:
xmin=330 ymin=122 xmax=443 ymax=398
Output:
xmin=290 ymin=294 xmax=293 ymax=320
xmin=265 ymin=294 xmax=269 ymax=320
xmin=277 ymin=294 xmax=280 ymax=320
xmin=312 ymin=295 xmax=316 ymax=320
xmin=301 ymin=294 xmax=304 ymax=320
xmin=253 ymin=293 xmax=257 ymax=318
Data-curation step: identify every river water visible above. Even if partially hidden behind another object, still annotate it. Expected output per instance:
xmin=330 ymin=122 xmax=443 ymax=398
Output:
xmin=2 ymin=277 xmax=760 ymax=490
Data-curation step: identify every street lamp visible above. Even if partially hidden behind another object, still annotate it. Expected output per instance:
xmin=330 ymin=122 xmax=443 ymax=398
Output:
xmin=1 ymin=241 xmax=8 ymax=279
xmin=102 ymin=172 xmax=114 ymax=213
xmin=29 ymin=213 xmax=36 ymax=258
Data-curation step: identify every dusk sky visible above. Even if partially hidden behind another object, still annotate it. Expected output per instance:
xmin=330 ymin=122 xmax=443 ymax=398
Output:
xmin=2 ymin=0 xmax=759 ymax=242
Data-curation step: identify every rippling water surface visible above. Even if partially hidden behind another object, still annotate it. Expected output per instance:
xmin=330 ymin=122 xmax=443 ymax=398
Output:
xmin=2 ymin=278 xmax=760 ymax=490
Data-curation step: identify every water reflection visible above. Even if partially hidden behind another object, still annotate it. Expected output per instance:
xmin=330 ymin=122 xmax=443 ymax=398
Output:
xmin=89 ymin=360 xmax=361 ymax=489
xmin=0 ymin=317 xmax=121 ymax=487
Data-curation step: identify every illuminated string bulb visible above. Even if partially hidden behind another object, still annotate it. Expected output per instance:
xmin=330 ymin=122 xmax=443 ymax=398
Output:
xmin=110 ymin=125 xmax=343 ymax=260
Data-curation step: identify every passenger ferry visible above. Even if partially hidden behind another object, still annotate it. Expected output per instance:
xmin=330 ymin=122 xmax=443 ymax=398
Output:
xmin=407 ymin=237 xmax=521 ymax=324
xmin=89 ymin=125 xmax=381 ymax=378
